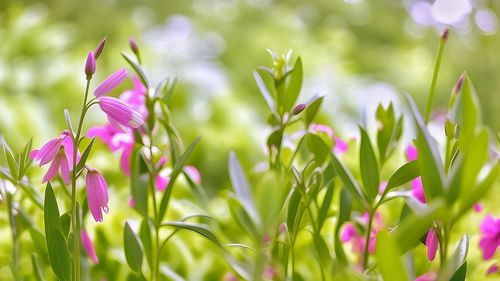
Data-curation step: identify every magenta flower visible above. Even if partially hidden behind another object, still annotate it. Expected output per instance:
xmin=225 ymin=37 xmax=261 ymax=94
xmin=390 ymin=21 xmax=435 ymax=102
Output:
xmin=479 ymin=215 xmax=500 ymax=260
xmin=32 ymin=131 xmax=76 ymax=185
xmin=119 ymin=76 xmax=148 ymax=120
xmin=42 ymin=149 xmax=70 ymax=185
xmin=425 ymin=228 xmax=439 ymax=261
xmin=85 ymin=168 xmax=109 ymax=222
xmin=415 ymin=272 xmax=436 ymax=281
xmin=98 ymin=96 xmax=145 ymax=128
xmin=93 ymin=68 xmax=128 ymax=97
xmin=184 ymin=165 xmax=202 ymax=184
xmin=156 ymin=174 xmax=170 ymax=191
xmin=487 ymin=263 xmax=498 ymax=275
xmin=406 ymin=145 xmax=426 ymax=204
xmin=85 ymin=51 xmax=96 ymax=77
xmin=474 ymin=203 xmax=484 ymax=213
xmin=81 ymin=229 xmax=99 ymax=263
xmin=341 ymin=212 xmax=384 ymax=256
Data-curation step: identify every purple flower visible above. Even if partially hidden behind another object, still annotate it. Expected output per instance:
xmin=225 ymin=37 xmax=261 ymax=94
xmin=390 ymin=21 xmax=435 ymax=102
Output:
xmin=309 ymin=123 xmax=348 ymax=154
xmin=81 ymin=229 xmax=99 ymax=263
xmin=85 ymin=51 xmax=96 ymax=77
xmin=341 ymin=212 xmax=384 ymax=257
xmin=119 ymin=76 xmax=148 ymax=120
xmin=98 ymin=96 xmax=145 ymax=128
xmin=425 ymin=228 xmax=439 ymax=261
xmin=487 ymin=263 xmax=498 ymax=275
xmin=85 ymin=168 xmax=109 ymax=222
xmin=33 ymin=131 xmax=70 ymax=166
xmin=479 ymin=215 xmax=500 ymax=260
xmin=42 ymin=149 xmax=70 ymax=185
xmin=93 ymin=68 xmax=128 ymax=97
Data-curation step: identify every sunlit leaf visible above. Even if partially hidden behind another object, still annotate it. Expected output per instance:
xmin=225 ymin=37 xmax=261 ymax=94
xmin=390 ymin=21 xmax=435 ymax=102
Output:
xmin=124 ymin=222 xmax=143 ymax=273
xmin=375 ymin=231 xmax=409 ymax=281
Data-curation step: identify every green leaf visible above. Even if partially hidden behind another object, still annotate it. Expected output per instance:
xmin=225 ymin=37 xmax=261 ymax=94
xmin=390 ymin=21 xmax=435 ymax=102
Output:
xmin=74 ymin=138 xmax=95 ymax=174
xmin=384 ymin=160 xmax=419 ymax=194
xmin=124 ymin=222 xmax=143 ymax=273
xmin=286 ymin=187 xmax=303 ymax=235
xmin=19 ymin=137 xmax=33 ymax=178
xmin=60 ymin=213 xmax=71 ymax=238
xmin=228 ymin=152 xmax=260 ymax=225
xmin=449 ymin=262 xmax=467 ymax=281
xmin=305 ymin=133 xmax=330 ymax=164
xmin=439 ymin=235 xmax=469 ymax=281
xmin=161 ymin=221 xmax=222 ymax=248
xmin=394 ymin=199 xmax=445 ymax=253
xmin=330 ymin=153 xmax=368 ymax=209
xmin=407 ymin=95 xmax=445 ymax=201
xmin=460 ymin=129 xmax=488 ymax=194
xmin=284 ymin=57 xmax=303 ymax=113
xmin=31 ymin=254 xmax=46 ymax=281
xmin=158 ymin=136 xmax=201 ymax=221
xmin=253 ymin=71 xmax=276 ymax=113
xmin=375 ymin=231 xmax=409 ymax=281
xmin=334 ymin=188 xmax=351 ymax=264
xmin=359 ymin=127 xmax=379 ymax=202
xmin=121 ymin=52 xmax=149 ymax=88
xmin=304 ymin=95 xmax=324 ymax=127
xmin=130 ymin=148 xmax=148 ymax=217
xmin=155 ymin=77 xmax=177 ymax=104
xmin=139 ymin=219 xmax=152 ymax=265
xmin=3 ymin=144 xmax=18 ymax=180
xmin=44 ymin=183 xmax=62 ymax=242
xmin=451 ymin=75 xmax=480 ymax=151
xmin=318 ymin=180 xmax=334 ymax=230
xmin=47 ymin=229 xmax=71 ymax=281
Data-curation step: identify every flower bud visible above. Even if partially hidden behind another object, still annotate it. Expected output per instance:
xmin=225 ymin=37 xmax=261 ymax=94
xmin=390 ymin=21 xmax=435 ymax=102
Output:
xmin=449 ymin=73 xmax=465 ymax=108
xmin=94 ymin=36 xmax=107 ymax=60
xmin=85 ymin=51 xmax=96 ymax=78
xmin=292 ymin=103 xmax=306 ymax=115
xmin=129 ymin=36 xmax=139 ymax=54
xmin=441 ymin=28 xmax=449 ymax=41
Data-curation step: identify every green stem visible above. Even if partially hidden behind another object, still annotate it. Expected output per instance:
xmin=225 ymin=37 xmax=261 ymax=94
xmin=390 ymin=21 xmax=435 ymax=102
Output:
xmin=362 ymin=211 xmax=375 ymax=270
xmin=71 ymin=78 xmax=91 ymax=281
xmin=425 ymin=34 xmax=447 ymax=124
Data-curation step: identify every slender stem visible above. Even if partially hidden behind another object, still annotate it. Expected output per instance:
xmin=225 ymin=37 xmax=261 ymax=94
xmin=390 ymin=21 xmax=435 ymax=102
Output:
xmin=71 ymin=78 xmax=91 ymax=281
xmin=6 ymin=194 xmax=21 ymax=280
xmin=425 ymin=35 xmax=447 ymax=124
xmin=362 ymin=211 xmax=375 ymax=270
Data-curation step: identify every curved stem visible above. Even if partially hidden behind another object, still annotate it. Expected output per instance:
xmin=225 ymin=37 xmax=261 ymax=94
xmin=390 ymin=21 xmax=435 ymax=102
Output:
xmin=362 ymin=211 xmax=375 ymax=270
xmin=71 ymin=78 xmax=91 ymax=281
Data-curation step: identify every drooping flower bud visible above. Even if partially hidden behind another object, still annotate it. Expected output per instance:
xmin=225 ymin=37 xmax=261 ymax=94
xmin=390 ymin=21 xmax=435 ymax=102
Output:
xmin=94 ymin=36 xmax=107 ymax=60
xmin=98 ymin=96 xmax=145 ymax=128
xmin=441 ymin=28 xmax=449 ymax=41
xmin=85 ymin=51 xmax=96 ymax=79
xmin=93 ymin=68 xmax=128 ymax=97
xmin=85 ymin=167 xmax=109 ymax=222
xmin=292 ymin=103 xmax=306 ymax=115
xmin=129 ymin=36 xmax=139 ymax=54
xmin=425 ymin=228 xmax=439 ymax=261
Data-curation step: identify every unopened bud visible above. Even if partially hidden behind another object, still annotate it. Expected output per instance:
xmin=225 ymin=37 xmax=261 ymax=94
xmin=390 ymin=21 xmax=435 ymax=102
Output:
xmin=84 ymin=51 xmax=96 ymax=78
xmin=129 ymin=36 xmax=139 ymax=54
xmin=449 ymin=73 xmax=465 ymax=108
xmin=292 ymin=103 xmax=306 ymax=115
xmin=441 ymin=28 xmax=449 ymax=40
xmin=94 ymin=36 xmax=107 ymax=60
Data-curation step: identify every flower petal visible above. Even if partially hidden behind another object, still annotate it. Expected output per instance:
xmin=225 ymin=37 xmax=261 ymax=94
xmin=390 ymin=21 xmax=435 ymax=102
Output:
xmin=93 ymin=68 xmax=128 ymax=97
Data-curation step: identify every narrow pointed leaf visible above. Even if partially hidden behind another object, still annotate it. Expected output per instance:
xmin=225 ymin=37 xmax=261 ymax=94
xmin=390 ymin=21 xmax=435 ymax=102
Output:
xmin=359 ymin=127 xmax=379 ymax=202
xmin=124 ymin=222 xmax=143 ymax=273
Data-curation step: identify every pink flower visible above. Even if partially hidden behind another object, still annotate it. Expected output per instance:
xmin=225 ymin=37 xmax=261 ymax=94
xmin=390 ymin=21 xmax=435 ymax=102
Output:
xmin=81 ymin=229 xmax=99 ymax=263
xmin=42 ymin=149 xmax=70 ymax=185
xmin=98 ymin=96 xmax=145 ymax=128
xmin=309 ymin=123 xmax=348 ymax=154
xmin=156 ymin=174 xmax=170 ymax=191
xmin=474 ymin=203 xmax=484 ymax=213
xmin=479 ymin=215 xmax=500 ymax=260
xmin=415 ymin=272 xmax=436 ymax=281
xmin=94 ymin=36 xmax=106 ymax=60
xmin=85 ymin=168 xmax=109 ymax=222
xmin=32 ymin=131 xmax=75 ymax=185
xmin=85 ymin=51 xmax=96 ymax=77
xmin=119 ymin=76 xmax=148 ymax=120
xmin=487 ymin=263 xmax=498 ymax=275
xmin=184 ymin=165 xmax=201 ymax=184
xmin=93 ymin=68 xmax=128 ymax=97
xmin=406 ymin=145 xmax=426 ymax=204
xmin=426 ymin=228 xmax=439 ymax=261
xmin=341 ymin=212 xmax=384 ymax=255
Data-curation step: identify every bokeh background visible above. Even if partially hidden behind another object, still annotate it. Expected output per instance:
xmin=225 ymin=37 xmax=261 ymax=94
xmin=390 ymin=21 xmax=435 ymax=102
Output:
xmin=0 ymin=0 xmax=499 ymax=280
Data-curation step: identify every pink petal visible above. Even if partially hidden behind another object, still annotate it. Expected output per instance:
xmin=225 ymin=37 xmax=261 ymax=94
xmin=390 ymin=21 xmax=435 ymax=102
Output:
xmin=120 ymin=145 xmax=132 ymax=176
xmin=155 ymin=175 xmax=170 ymax=191
xmin=341 ymin=224 xmax=357 ymax=242
xmin=480 ymin=215 xmax=498 ymax=234
xmin=30 ymin=149 xmax=39 ymax=160
xmin=415 ymin=272 xmax=436 ymax=281
xmin=487 ymin=263 xmax=498 ymax=275
xmin=42 ymin=153 xmax=61 ymax=183
xmin=81 ymin=229 xmax=99 ymax=263
xmin=426 ymin=228 xmax=439 ymax=261
xmin=59 ymin=152 xmax=71 ymax=185
xmin=86 ymin=170 xmax=104 ymax=222
xmin=93 ymin=68 xmax=128 ymax=97
xmin=474 ymin=203 xmax=484 ymax=213
xmin=406 ymin=145 xmax=418 ymax=161
xmin=35 ymin=136 xmax=65 ymax=166
xmin=98 ymin=97 xmax=144 ymax=129
xmin=479 ymin=236 xmax=498 ymax=260
xmin=184 ymin=165 xmax=201 ymax=184
xmin=412 ymin=177 xmax=426 ymax=204
xmin=334 ymin=137 xmax=348 ymax=154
